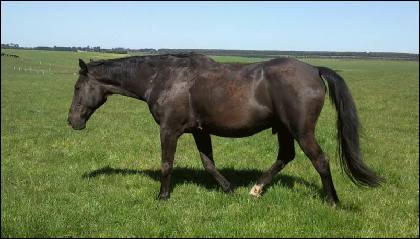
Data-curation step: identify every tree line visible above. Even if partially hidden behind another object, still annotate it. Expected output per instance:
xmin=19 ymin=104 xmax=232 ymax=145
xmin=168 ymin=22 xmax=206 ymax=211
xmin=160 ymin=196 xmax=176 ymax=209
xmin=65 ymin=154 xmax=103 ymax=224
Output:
xmin=1 ymin=43 xmax=418 ymax=61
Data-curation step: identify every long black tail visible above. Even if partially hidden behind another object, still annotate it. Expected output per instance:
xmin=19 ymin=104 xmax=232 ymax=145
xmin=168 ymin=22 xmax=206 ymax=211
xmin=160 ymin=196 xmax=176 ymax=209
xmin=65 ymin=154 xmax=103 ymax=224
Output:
xmin=318 ymin=67 xmax=382 ymax=187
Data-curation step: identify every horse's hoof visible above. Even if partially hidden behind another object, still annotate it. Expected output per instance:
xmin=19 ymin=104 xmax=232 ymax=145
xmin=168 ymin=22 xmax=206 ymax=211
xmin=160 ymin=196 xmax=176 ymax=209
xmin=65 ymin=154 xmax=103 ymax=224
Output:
xmin=157 ymin=193 xmax=170 ymax=200
xmin=249 ymin=184 xmax=263 ymax=198
xmin=326 ymin=199 xmax=340 ymax=208
xmin=329 ymin=201 xmax=339 ymax=209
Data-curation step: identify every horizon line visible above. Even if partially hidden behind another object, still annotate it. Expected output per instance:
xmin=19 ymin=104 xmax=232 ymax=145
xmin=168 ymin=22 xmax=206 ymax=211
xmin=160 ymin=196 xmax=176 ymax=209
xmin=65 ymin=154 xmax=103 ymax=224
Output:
xmin=1 ymin=43 xmax=418 ymax=55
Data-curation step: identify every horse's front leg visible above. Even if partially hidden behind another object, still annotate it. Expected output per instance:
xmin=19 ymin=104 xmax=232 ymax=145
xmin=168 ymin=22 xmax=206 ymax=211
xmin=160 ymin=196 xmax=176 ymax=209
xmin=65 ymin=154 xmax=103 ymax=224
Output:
xmin=158 ymin=126 xmax=179 ymax=200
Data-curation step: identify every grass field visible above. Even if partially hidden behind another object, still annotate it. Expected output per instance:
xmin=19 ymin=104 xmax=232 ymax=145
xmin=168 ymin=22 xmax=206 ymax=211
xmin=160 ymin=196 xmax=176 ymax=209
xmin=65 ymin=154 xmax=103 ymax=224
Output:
xmin=1 ymin=49 xmax=419 ymax=237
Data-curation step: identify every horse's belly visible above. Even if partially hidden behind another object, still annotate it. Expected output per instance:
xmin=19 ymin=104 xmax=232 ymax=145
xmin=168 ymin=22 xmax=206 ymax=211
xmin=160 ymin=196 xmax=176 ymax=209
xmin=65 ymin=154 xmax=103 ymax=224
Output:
xmin=198 ymin=104 xmax=273 ymax=137
xmin=204 ymin=120 xmax=272 ymax=137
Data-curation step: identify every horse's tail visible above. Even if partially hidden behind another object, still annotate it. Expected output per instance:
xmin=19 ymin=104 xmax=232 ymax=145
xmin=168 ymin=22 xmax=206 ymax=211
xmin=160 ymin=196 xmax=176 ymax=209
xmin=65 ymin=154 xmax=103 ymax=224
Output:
xmin=318 ymin=67 xmax=382 ymax=187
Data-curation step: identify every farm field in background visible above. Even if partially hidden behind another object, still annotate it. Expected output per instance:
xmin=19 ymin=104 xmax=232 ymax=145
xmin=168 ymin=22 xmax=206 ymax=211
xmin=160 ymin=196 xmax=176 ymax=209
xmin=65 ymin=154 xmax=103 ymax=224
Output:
xmin=1 ymin=49 xmax=418 ymax=237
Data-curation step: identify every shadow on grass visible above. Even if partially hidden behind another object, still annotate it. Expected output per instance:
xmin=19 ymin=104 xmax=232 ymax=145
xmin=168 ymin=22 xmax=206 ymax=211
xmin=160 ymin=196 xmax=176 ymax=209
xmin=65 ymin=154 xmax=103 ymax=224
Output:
xmin=82 ymin=166 xmax=360 ymax=211
xmin=83 ymin=166 xmax=319 ymax=193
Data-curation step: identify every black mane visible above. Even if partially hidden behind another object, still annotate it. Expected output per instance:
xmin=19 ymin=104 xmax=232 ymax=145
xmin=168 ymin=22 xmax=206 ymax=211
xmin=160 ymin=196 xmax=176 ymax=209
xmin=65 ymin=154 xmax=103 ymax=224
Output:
xmin=87 ymin=52 xmax=206 ymax=67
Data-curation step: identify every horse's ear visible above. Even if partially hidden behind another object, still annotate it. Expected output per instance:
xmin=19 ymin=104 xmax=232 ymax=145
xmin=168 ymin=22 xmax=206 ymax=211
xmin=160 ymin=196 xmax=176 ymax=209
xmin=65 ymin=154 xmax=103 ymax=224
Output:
xmin=79 ymin=59 xmax=88 ymax=74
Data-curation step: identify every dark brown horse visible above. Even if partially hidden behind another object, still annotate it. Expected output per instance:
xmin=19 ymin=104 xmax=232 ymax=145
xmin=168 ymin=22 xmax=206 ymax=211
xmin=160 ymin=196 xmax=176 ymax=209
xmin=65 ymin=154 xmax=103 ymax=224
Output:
xmin=67 ymin=53 xmax=381 ymax=205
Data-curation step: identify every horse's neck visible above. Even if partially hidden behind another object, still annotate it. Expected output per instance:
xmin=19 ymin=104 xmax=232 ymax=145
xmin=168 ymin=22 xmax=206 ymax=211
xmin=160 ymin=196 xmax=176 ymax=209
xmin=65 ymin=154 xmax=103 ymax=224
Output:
xmin=105 ymin=65 xmax=154 ymax=103
xmin=108 ymin=84 xmax=142 ymax=100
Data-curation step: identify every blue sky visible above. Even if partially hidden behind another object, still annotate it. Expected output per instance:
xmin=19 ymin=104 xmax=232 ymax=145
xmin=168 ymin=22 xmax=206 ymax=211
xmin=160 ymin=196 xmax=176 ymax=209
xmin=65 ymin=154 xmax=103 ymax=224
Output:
xmin=1 ymin=1 xmax=419 ymax=53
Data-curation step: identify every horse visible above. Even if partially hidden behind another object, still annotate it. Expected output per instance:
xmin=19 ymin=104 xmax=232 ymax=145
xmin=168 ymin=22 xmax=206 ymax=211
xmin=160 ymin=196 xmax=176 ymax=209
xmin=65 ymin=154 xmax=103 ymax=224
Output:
xmin=67 ymin=53 xmax=381 ymax=205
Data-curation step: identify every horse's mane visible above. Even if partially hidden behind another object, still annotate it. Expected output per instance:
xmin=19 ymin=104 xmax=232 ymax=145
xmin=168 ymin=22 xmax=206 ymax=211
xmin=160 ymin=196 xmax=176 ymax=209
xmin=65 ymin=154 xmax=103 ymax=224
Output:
xmin=87 ymin=52 xmax=208 ymax=68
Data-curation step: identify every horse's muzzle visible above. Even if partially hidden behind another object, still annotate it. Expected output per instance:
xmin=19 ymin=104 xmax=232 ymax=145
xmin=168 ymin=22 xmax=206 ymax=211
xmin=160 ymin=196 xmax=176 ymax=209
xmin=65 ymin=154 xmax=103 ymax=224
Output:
xmin=67 ymin=116 xmax=86 ymax=130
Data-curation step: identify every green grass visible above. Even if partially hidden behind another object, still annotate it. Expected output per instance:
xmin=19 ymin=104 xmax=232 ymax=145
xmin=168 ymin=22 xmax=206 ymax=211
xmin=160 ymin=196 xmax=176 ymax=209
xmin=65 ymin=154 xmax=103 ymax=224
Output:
xmin=1 ymin=49 xmax=419 ymax=237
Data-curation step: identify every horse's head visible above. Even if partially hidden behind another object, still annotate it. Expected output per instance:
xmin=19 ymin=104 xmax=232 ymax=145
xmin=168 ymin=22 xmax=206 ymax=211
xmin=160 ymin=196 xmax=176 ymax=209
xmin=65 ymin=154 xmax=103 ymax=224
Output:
xmin=67 ymin=59 xmax=108 ymax=130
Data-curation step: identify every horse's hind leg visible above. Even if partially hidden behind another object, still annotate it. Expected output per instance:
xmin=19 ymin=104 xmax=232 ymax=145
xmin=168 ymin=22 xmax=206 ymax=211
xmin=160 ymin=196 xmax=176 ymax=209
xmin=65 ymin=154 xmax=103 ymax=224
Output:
xmin=250 ymin=127 xmax=295 ymax=197
xmin=296 ymin=132 xmax=339 ymax=205
xmin=193 ymin=131 xmax=233 ymax=193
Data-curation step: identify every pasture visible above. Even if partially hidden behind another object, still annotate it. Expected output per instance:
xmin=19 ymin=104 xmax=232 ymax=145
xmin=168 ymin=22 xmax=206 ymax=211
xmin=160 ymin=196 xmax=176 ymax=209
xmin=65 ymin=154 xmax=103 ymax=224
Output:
xmin=1 ymin=49 xmax=418 ymax=237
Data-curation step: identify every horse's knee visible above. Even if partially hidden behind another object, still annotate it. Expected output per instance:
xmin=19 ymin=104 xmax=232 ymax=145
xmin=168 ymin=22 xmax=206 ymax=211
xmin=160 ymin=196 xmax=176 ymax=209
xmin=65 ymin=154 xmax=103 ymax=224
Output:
xmin=161 ymin=162 xmax=173 ymax=177
xmin=276 ymin=152 xmax=294 ymax=168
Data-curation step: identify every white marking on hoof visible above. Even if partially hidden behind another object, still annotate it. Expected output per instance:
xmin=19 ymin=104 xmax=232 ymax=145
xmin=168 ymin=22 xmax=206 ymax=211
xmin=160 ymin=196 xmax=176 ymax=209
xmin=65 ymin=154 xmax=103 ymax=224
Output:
xmin=249 ymin=184 xmax=263 ymax=197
